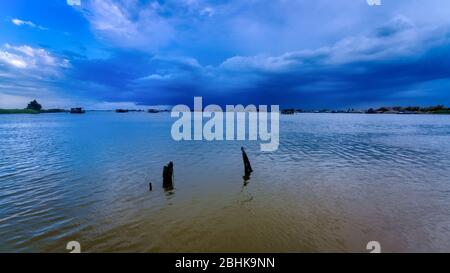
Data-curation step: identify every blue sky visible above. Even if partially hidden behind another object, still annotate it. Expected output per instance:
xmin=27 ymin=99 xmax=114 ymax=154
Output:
xmin=1 ymin=0 xmax=450 ymax=109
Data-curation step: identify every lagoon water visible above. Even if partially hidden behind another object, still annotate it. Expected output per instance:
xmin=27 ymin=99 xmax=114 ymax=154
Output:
xmin=1 ymin=112 xmax=450 ymax=252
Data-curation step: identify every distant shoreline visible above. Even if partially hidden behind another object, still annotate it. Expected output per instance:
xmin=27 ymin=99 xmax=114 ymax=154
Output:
xmin=281 ymin=106 xmax=450 ymax=115
xmin=2 ymin=109 xmax=450 ymax=115
xmin=1 ymin=105 xmax=450 ymax=115
xmin=0 ymin=109 xmax=40 ymax=115
xmin=0 ymin=109 xmax=68 ymax=115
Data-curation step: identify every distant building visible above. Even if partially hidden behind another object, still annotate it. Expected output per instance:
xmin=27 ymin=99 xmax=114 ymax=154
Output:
xmin=70 ymin=108 xmax=85 ymax=114
xmin=281 ymin=109 xmax=295 ymax=115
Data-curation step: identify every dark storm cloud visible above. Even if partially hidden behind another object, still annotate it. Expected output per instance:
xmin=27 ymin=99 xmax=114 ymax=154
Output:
xmin=63 ymin=15 xmax=450 ymax=108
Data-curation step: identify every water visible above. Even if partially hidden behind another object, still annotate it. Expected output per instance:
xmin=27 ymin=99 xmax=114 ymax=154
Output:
xmin=1 ymin=112 xmax=450 ymax=253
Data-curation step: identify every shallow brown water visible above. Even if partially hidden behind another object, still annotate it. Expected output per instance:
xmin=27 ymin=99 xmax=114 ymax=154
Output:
xmin=1 ymin=113 xmax=450 ymax=252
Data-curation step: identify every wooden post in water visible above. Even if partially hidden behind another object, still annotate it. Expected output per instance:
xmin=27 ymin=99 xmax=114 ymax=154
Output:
xmin=241 ymin=147 xmax=253 ymax=180
xmin=162 ymin=161 xmax=174 ymax=190
xmin=149 ymin=182 xmax=153 ymax=191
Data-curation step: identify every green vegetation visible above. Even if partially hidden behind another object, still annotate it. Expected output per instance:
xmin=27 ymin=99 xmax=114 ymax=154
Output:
xmin=282 ymin=105 xmax=450 ymax=115
xmin=419 ymin=105 xmax=450 ymax=114
xmin=0 ymin=109 xmax=40 ymax=114
xmin=26 ymin=100 xmax=42 ymax=111
xmin=370 ymin=105 xmax=450 ymax=114
xmin=430 ymin=109 xmax=450 ymax=114
xmin=0 ymin=100 xmax=67 ymax=115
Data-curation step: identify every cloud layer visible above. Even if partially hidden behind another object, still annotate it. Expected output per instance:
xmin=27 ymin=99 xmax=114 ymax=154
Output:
xmin=1 ymin=0 xmax=450 ymax=109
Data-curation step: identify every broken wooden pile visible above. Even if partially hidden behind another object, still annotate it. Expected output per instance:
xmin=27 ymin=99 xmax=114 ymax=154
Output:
xmin=149 ymin=148 xmax=253 ymax=191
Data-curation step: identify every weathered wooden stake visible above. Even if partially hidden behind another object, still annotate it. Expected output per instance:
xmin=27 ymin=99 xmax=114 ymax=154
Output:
xmin=163 ymin=161 xmax=174 ymax=190
xmin=241 ymin=147 xmax=253 ymax=180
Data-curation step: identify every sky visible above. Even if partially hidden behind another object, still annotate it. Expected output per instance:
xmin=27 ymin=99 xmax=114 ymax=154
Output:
xmin=0 ymin=0 xmax=450 ymax=110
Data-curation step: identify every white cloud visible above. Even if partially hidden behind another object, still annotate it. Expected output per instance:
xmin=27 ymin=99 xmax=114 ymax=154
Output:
xmin=67 ymin=0 xmax=81 ymax=6
xmin=0 ymin=51 xmax=27 ymax=68
xmin=138 ymin=73 xmax=174 ymax=81
xmin=68 ymin=0 xmax=218 ymax=51
xmin=221 ymin=54 xmax=299 ymax=72
xmin=219 ymin=17 xmax=426 ymax=74
xmin=200 ymin=7 xmax=214 ymax=17
xmin=11 ymin=18 xmax=34 ymax=27
xmin=78 ymin=0 xmax=174 ymax=50
xmin=11 ymin=18 xmax=48 ymax=30
xmin=0 ymin=44 xmax=70 ymax=76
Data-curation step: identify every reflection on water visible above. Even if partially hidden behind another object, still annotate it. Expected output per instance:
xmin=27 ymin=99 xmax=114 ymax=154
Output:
xmin=1 ymin=112 xmax=450 ymax=252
